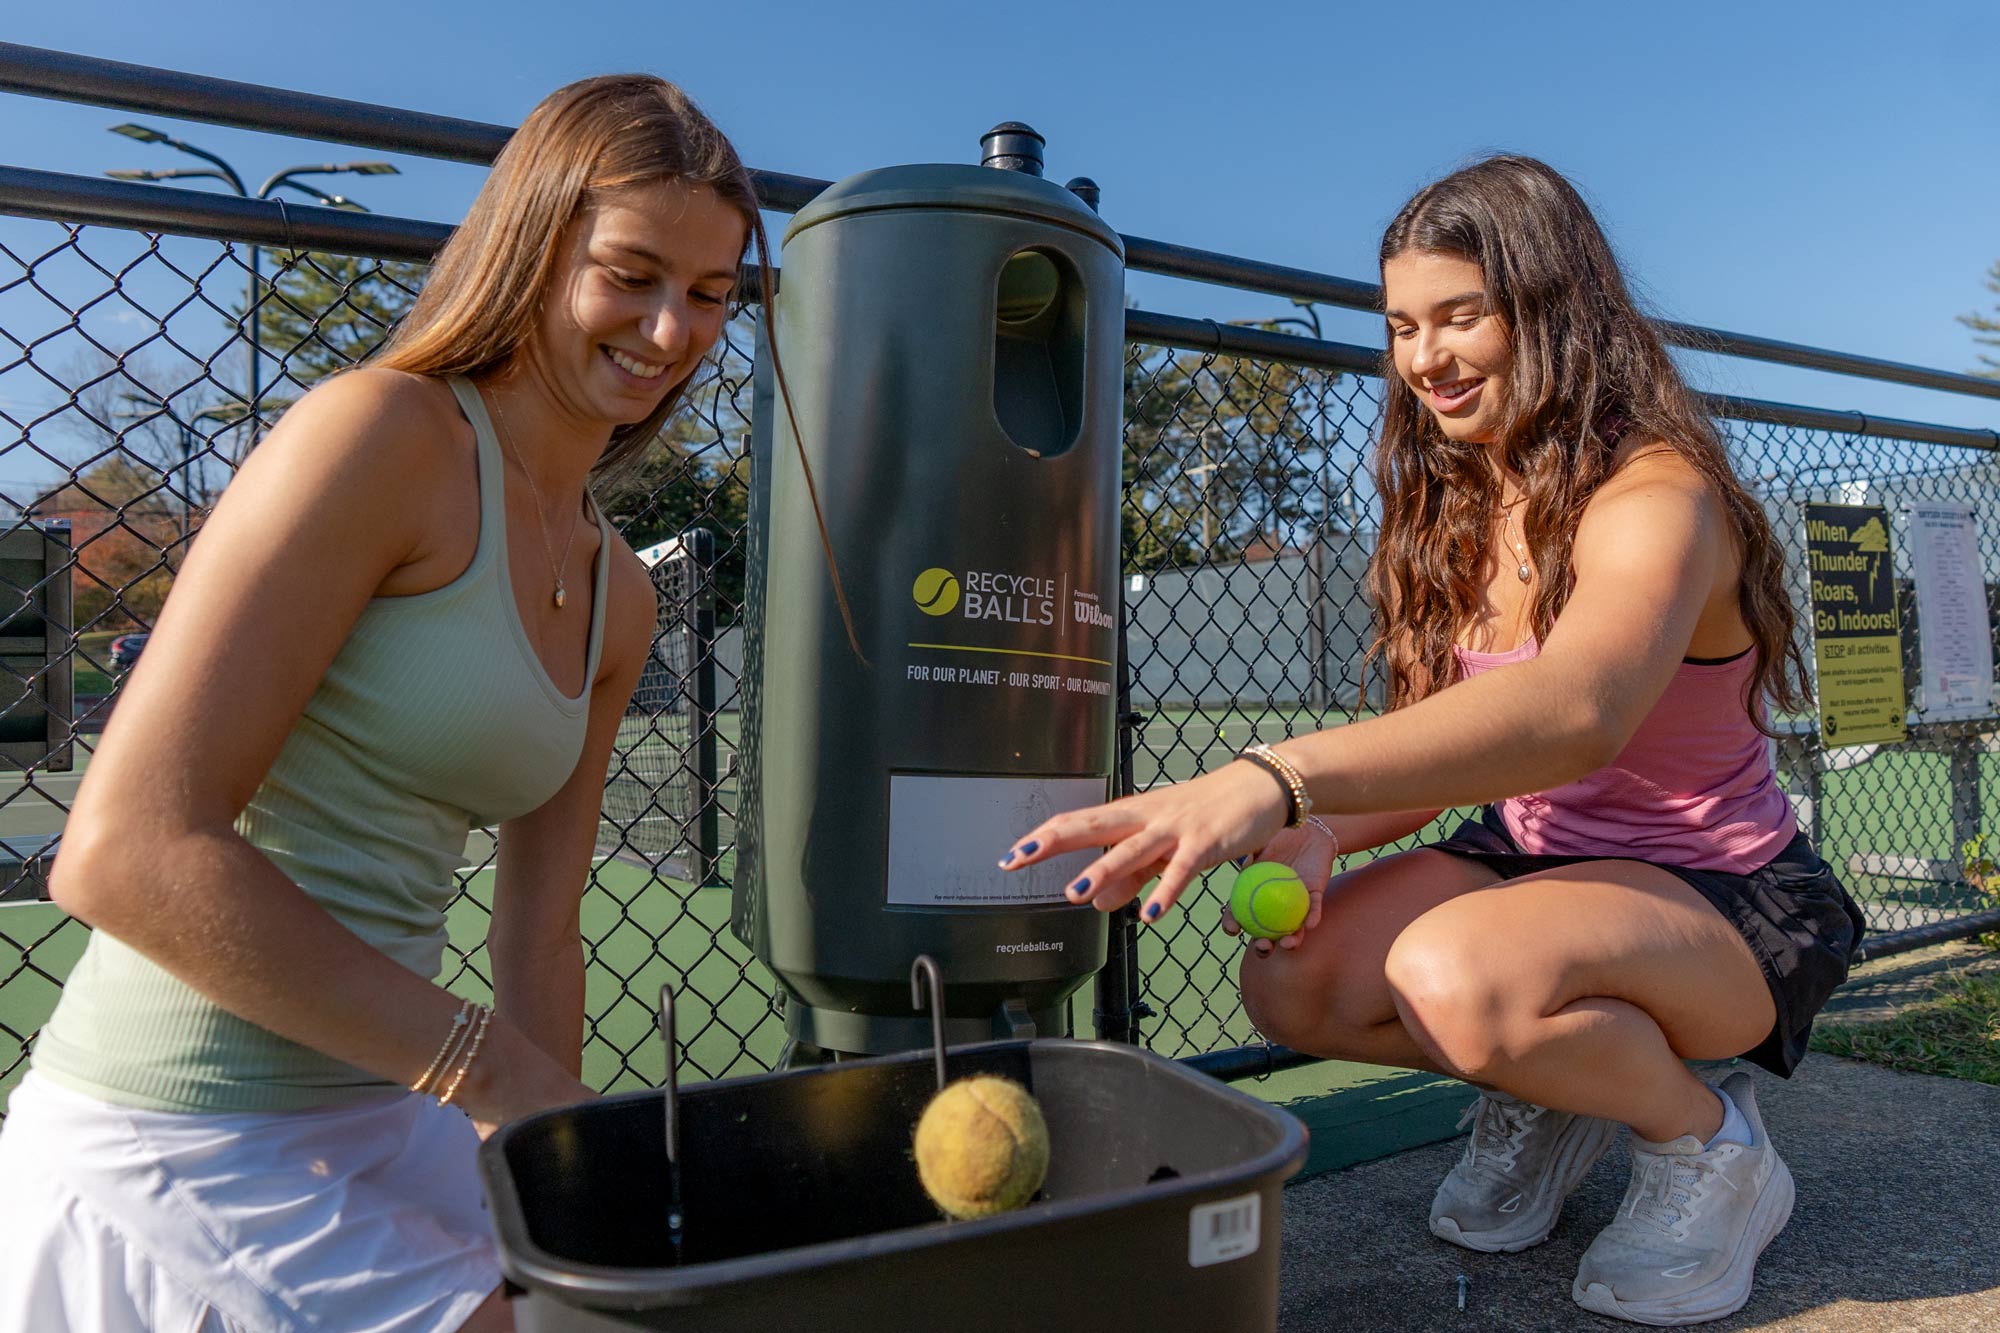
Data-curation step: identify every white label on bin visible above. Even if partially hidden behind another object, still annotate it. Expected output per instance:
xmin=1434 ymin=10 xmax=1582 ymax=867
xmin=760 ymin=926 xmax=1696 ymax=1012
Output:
xmin=886 ymin=775 xmax=1104 ymax=907
xmin=1188 ymin=1193 xmax=1261 ymax=1268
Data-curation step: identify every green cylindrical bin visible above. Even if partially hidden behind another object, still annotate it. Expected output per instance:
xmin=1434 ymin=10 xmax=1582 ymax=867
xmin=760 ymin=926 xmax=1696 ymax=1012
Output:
xmin=736 ymin=156 xmax=1125 ymax=1057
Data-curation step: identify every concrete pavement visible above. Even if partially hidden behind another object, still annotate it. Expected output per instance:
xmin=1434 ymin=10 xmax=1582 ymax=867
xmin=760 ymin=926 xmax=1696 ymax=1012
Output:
xmin=1276 ymin=1047 xmax=2000 ymax=1330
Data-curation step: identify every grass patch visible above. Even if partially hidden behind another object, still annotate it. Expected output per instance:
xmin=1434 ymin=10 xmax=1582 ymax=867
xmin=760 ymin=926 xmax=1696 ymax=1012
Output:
xmin=1811 ymin=968 xmax=2000 ymax=1085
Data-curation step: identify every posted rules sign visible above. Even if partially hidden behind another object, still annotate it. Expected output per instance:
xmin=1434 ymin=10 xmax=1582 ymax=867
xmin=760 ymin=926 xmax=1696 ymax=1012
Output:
xmin=1804 ymin=503 xmax=1907 ymax=746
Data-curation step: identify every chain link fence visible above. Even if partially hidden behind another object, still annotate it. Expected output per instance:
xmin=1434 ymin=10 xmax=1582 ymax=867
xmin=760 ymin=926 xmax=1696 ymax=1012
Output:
xmin=3 ymin=195 xmax=1997 ymax=1117
xmin=1113 ymin=343 xmax=2000 ymax=1058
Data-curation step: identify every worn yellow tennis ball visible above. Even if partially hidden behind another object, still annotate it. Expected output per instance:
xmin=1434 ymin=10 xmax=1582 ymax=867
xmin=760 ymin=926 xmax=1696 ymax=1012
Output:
xmin=912 ymin=1075 xmax=1050 ymax=1220
xmin=1230 ymin=861 xmax=1309 ymax=940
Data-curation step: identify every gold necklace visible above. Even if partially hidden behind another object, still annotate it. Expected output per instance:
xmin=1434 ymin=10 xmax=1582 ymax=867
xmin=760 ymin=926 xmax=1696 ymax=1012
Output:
xmin=1502 ymin=506 xmax=1531 ymax=583
xmin=487 ymin=390 xmax=584 ymax=609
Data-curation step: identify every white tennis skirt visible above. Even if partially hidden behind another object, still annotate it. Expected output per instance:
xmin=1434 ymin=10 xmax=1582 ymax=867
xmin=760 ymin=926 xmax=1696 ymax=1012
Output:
xmin=0 ymin=1070 xmax=502 ymax=1333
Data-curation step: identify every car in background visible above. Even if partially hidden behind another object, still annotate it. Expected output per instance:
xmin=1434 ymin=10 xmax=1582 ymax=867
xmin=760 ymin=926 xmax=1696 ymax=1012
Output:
xmin=109 ymin=632 xmax=150 ymax=672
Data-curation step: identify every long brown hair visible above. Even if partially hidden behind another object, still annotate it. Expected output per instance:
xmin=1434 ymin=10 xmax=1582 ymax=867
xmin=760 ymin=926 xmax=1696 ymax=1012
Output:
xmin=373 ymin=73 xmax=765 ymax=480
xmin=372 ymin=74 xmax=861 ymax=653
xmin=1366 ymin=155 xmax=1807 ymax=726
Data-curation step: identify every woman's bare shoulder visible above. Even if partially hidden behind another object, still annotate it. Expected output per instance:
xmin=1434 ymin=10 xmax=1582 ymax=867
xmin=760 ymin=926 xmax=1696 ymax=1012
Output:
xmin=263 ymin=368 xmax=466 ymax=469
xmin=1571 ymin=443 xmax=1731 ymax=566
xmin=207 ymin=368 xmax=476 ymax=585
xmin=1588 ymin=441 xmax=1721 ymax=522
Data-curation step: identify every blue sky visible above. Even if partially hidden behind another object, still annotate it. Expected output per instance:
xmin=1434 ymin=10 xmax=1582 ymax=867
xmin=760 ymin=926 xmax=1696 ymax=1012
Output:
xmin=4 ymin=0 xmax=1998 ymax=458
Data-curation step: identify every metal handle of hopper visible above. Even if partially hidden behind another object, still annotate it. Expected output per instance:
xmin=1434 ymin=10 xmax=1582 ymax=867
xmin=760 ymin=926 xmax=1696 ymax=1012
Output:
xmin=909 ymin=955 xmax=948 ymax=1092
xmin=659 ymin=983 xmax=685 ymax=1263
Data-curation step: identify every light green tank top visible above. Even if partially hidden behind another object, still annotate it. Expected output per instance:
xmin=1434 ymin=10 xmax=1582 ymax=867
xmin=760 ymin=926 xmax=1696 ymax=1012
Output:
xmin=34 ymin=377 xmax=612 ymax=1112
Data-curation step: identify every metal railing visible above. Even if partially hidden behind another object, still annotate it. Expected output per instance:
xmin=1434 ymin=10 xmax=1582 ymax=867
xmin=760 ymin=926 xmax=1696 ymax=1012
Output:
xmin=2 ymin=46 xmax=1997 ymax=1115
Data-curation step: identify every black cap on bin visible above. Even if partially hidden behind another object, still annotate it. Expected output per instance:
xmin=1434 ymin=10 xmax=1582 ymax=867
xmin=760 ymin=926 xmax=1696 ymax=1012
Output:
xmin=980 ymin=122 xmax=1045 ymax=176
xmin=1064 ymin=177 xmax=1101 ymax=213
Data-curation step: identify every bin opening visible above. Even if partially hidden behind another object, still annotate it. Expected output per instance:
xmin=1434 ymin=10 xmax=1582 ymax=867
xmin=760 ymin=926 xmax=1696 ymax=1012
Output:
xmin=993 ymin=247 xmax=1086 ymax=458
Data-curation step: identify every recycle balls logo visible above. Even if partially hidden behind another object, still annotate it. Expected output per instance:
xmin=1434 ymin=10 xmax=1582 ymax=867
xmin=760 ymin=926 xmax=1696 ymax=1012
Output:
xmin=912 ymin=568 xmax=960 ymax=616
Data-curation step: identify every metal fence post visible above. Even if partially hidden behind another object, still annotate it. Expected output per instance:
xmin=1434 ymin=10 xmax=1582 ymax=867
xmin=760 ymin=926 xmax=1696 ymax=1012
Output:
xmin=1095 ymin=590 xmax=1144 ymax=1044
xmin=1949 ymin=724 xmax=1982 ymax=868
xmin=687 ymin=526 xmax=721 ymax=888
xmin=1307 ymin=535 xmax=1328 ymax=713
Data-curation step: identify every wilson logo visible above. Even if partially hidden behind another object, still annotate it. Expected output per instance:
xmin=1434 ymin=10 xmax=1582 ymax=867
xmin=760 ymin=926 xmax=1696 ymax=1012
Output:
xmin=1072 ymin=597 xmax=1114 ymax=629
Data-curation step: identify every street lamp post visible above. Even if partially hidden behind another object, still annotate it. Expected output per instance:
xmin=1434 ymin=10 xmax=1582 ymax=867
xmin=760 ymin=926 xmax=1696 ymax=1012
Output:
xmin=108 ymin=394 xmax=248 ymax=549
xmin=106 ymin=125 xmax=397 ymax=449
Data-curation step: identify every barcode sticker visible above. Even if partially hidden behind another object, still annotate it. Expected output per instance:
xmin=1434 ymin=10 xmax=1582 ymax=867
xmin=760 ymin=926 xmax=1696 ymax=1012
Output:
xmin=1188 ymin=1193 xmax=1261 ymax=1268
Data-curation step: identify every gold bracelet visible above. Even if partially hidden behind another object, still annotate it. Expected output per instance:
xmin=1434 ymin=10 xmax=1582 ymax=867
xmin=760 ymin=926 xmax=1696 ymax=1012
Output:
xmin=1245 ymin=743 xmax=1311 ymax=828
xmin=437 ymin=1004 xmax=494 ymax=1107
xmin=412 ymin=999 xmax=474 ymax=1095
xmin=1236 ymin=749 xmax=1298 ymax=825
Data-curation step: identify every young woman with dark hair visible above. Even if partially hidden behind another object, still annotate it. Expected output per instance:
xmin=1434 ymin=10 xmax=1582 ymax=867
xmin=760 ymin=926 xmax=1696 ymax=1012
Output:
xmin=1003 ymin=155 xmax=1862 ymax=1326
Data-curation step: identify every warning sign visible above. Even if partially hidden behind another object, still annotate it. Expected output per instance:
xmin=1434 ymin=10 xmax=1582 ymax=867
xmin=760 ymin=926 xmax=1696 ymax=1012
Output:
xmin=1804 ymin=503 xmax=1907 ymax=746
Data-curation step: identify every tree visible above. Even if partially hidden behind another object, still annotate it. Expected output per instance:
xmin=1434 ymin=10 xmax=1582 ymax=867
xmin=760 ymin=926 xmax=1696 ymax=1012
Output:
xmin=253 ymin=251 xmax=425 ymax=398
xmin=28 ymin=455 xmax=183 ymax=631
xmin=1960 ymin=259 xmax=2000 ymax=379
xmin=58 ymin=347 xmax=226 ymax=498
xmin=1122 ymin=346 xmax=1210 ymax=570
xmin=1120 ymin=328 xmax=1332 ymax=571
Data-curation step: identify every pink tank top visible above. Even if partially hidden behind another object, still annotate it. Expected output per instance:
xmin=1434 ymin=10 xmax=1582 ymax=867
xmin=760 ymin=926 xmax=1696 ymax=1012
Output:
xmin=1453 ymin=638 xmax=1796 ymax=873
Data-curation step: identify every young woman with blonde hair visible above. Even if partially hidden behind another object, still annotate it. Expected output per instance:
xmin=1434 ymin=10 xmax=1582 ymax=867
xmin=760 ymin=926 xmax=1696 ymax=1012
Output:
xmin=0 ymin=74 xmax=767 ymax=1332
xmin=1004 ymin=156 xmax=1863 ymax=1326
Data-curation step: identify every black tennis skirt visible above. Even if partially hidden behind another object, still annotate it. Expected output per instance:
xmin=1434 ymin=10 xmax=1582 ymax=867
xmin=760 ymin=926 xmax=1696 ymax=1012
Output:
xmin=1427 ymin=806 xmax=1867 ymax=1076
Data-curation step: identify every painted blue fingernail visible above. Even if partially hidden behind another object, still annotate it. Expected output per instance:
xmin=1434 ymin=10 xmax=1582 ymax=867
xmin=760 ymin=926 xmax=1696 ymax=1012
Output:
xmin=1020 ymin=840 xmax=1040 ymax=855
xmin=1067 ymin=877 xmax=1091 ymax=899
xmin=1000 ymin=851 xmax=1015 ymax=866
xmin=1144 ymin=902 xmax=1163 ymax=920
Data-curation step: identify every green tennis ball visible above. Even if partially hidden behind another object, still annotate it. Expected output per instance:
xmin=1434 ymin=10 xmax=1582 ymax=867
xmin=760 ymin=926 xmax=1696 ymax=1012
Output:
xmin=1230 ymin=861 xmax=1309 ymax=940
xmin=912 ymin=1075 xmax=1050 ymax=1220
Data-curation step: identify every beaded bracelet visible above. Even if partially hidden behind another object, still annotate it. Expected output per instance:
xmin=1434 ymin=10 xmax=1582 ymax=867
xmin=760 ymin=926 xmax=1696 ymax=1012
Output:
xmin=1240 ymin=743 xmax=1311 ymax=828
xmin=412 ymin=999 xmax=475 ymax=1096
xmin=1235 ymin=749 xmax=1297 ymax=825
xmin=437 ymin=1004 xmax=494 ymax=1107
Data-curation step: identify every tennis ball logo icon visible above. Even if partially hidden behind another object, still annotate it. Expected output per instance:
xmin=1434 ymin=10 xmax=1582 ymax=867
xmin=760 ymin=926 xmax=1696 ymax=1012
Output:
xmin=913 ymin=567 xmax=960 ymax=616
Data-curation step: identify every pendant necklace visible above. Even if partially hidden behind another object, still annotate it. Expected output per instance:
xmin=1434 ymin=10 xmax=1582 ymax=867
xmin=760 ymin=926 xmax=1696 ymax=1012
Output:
xmin=1502 ymin=504 xmax=1531 ymax=583
xmin=488 ymin=391 xmax=584 ymax=610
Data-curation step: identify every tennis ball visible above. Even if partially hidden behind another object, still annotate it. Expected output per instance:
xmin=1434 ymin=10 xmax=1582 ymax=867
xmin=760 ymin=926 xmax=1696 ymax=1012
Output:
xmin=1230 ymin=861 xmax=1309 ymax=940
xmin=912 ymin=1075 xmax=1050 ymax=1220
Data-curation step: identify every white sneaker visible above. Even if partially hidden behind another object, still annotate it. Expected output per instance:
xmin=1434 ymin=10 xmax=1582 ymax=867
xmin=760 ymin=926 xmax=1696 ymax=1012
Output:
xmin=1429 ymin=1088 xmax=1620 ymax=1253
xmin=1572 ymin=1072 xmax=1795 ymax=1326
